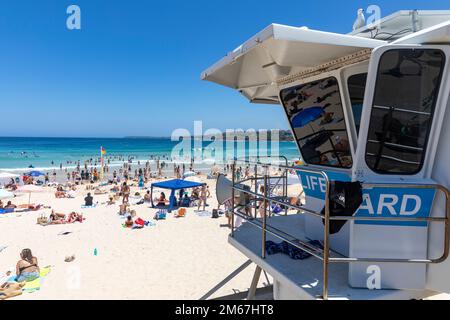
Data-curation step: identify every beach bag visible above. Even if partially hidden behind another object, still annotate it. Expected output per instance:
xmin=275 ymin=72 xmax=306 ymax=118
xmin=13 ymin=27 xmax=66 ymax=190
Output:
xmin=154 ymin=209 xmax=167 ymax=220
xmin=135 ymin=217 xmax=146 ymax=226
xmin=177 ymin=208 xmax=186 ymax=217
xmin=37 ymin=215 xmax=49 ymax=225
xmin=271 ymin=204 xmax=282 ymax=214
xmin=212 ymin=209 xmax=219 ymax=219
xmin=321 ymin=181 xmax=362 ymax=234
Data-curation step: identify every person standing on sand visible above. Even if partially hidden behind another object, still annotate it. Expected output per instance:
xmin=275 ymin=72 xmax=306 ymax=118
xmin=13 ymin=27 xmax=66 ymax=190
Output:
xmin=197 ymin=185 xmax=210 ymax=212
xmin=121 ymin=182 xmax=130 ymax=204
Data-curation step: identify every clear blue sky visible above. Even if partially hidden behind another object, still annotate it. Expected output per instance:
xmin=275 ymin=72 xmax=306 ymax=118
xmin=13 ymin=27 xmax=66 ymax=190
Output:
xmin=0 ymin=0 xmax=448 ymax=137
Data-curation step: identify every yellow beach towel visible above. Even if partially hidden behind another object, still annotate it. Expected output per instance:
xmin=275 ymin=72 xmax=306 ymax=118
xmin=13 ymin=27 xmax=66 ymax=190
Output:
xmin=23 ymin=266 xmax=51 ymax=293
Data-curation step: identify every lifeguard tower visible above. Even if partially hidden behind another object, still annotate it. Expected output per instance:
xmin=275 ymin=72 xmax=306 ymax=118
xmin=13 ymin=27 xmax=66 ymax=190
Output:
xmin=202 ymin=10 xmax=450 ymax=299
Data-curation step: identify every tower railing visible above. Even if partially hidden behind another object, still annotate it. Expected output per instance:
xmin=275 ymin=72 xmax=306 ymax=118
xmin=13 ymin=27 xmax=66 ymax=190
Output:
xmin=229 ymin=158 xmax=450 ymax=300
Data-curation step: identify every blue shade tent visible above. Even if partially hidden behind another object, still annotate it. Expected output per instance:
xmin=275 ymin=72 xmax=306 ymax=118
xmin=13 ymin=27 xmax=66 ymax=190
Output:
xmin=291 ymin=106 xmax=324 ymax=128
xmin=150 ymin=179 xmax=205 ymax=211
xmin=26 ymin=171 xmax=45 ymax=177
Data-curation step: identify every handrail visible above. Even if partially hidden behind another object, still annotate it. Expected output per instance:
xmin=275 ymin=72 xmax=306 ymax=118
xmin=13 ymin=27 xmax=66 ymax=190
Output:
xmin=229 ymin=159 xmax=450 ymax=300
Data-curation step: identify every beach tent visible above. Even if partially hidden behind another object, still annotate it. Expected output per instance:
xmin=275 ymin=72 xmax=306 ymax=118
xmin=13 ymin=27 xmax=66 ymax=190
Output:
xmin=26 ymin=171 xmax=45 ymax=177
xmin=150 ymin=179 xmax=205 ymax=212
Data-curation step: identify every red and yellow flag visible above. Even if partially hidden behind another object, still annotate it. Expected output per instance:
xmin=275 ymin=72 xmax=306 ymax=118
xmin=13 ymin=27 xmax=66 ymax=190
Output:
xmin=101 ymin=146 xmax=106 ymax=155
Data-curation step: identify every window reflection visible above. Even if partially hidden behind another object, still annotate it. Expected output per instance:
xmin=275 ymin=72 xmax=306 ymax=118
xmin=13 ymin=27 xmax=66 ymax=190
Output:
xmin=365 ymin=49 xmax=445 ymax=174
xmin=280 ymin=77 xmax=353 ymax=168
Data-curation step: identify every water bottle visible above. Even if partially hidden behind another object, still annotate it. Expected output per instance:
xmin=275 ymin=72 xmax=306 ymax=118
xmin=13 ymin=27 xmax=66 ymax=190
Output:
xmin=94 ymin=248 xmax=98 ymax=256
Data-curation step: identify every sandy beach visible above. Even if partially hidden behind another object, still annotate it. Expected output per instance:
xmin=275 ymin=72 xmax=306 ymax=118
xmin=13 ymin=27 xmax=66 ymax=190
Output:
xmin=0 ymin=170 xmax=273 ymax=300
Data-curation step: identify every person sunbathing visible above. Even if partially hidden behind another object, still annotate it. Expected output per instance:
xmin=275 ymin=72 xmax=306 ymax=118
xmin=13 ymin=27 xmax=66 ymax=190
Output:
xmin=144 ymin=190 xmax=151 ymax=203
xmin=125 ymin=215 xmax=134 ymax=228
xmin=119 ymin=203 xmax=129 ymax=215
xmin=55 ymin=186 xmax=66 ymax=198
xmin=0 ymin=282 xmax=26 ymax=300
xmin=66 ymin=212 xmax=83 ymax=223
xmin=17 ymin=204 xmax=43 ymax=211
xmin=94 ymin=188 xmax=106 ymax=195
xmin=106 ymin=196 xmax=115 ymax=205
xmin=4 ymin=201 xmax=17 ymax=209
xmin=49 ymin=210 xmax=67 ymax=224
xmin=15 ymin=249 xmax=39 ymax=283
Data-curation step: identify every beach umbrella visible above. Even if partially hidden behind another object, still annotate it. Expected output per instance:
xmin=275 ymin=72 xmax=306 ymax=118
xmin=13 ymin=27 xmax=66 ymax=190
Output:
xmin=16 ymin=185 xmax=45 ymax=205
xmin=0 ymin=172 xmax=19 ymax=179
xmin=183 ymin=171 xmax=196 ymax=178
xmin=26 ymin=171 xmax=45 ymax=177
xmin=0 ymin=189 xmax=14 ymax=199
xmin=291 ymin=107 xmax=324 ymax=128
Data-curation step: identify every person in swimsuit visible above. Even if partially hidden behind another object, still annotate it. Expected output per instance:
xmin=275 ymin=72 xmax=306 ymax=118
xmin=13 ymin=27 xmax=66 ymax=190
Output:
xmin=156 ymin=192 xmax=166 ymax=206
xmin=144 ymin=190 xmax=152 ymax=203
xmin=15 ymin=249 xmax=39 ymax=282
xmin=197 ymin=185 xmax=210 ymax=212
xmin=121 ymin=182 xmax=130 ymax=204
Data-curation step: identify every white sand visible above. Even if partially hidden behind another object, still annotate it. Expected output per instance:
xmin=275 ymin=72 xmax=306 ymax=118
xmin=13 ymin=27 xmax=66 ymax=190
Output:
xmin=0 ymin=175 xmax=271 ymax=300
xmin=1 ymin=174 xmax=449 ymax=300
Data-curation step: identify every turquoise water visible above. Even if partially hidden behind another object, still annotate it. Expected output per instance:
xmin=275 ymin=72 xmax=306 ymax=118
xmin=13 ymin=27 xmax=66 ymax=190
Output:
xmin=0 ymin=137 xmax=300 ymax=171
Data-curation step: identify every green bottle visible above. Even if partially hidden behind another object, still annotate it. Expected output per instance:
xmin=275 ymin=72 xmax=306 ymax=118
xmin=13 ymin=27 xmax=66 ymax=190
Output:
xmin=94 ymin=248 xmax=98 ymax=256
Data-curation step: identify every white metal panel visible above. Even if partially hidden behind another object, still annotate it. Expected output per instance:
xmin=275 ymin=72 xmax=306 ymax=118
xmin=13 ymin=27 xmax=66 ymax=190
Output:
xmin=201 ymin=24 xmax=385 ymax=104
xmin=394 ymin=20 xmax=450 ymax=45
xmin=351 ymin=10 xmax=450 ymax=41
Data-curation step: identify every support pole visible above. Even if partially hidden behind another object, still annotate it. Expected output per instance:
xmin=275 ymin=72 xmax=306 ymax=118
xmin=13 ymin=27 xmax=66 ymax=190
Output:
xmin=254 ymin=164 xmax=258 ymax=219
xmin=199 ymin=259 xmax=252 ymax=300
xmin=322 ymin=179 xmax=331 ymax=300
xmin=262 ymin=169 xmax=268 ymax=259
xmin=247 ymin=265 xmax=262 ymax=300
xmin=231 ymin=162 xmax=235 ymax=237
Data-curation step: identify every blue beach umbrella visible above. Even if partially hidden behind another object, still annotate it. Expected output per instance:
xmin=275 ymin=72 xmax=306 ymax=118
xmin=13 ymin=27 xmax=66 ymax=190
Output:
xmin=26 ymin=171 xmax=45 ymax=177
xmin=291 ymin=106 xmax=324 ymax=128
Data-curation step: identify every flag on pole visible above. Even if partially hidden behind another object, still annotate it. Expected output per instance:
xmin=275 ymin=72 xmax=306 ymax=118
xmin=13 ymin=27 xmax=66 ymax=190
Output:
xmin=100 ymin=146 xmax=106 ymax=180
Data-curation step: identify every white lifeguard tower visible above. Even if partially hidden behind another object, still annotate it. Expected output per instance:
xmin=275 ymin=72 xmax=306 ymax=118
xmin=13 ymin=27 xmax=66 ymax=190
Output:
xmin=202 ymin=10 xmax=450 ymax=299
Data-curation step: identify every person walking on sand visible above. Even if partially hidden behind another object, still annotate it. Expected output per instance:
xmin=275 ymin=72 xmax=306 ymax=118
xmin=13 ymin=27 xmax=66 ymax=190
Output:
xmin=197 ymin=184 xmax=210 ymax=212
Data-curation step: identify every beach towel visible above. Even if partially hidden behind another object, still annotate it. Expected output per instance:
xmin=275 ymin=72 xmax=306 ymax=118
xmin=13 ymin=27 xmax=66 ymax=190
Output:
xmin=22 ymin=266 xmax=51 ymax=293
xmin=196 ymin=210 xmax=211 ymax=217
xmin=265 ymin=240 xmax=323 ymax=260
xmin=81 ymin=204 xmax=97 ymax=209
xmin=0 ymin=208 xmax=15 ymax=214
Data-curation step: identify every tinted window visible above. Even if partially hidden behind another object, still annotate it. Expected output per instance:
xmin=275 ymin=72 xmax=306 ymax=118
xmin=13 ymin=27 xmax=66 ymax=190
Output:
xmin=280 ymin=77 xmax=352 ymax=168
xmin=365 ymin=49 xmax=445 ymax=174
xmin=348 ymin=73 xmax=367 ymax=135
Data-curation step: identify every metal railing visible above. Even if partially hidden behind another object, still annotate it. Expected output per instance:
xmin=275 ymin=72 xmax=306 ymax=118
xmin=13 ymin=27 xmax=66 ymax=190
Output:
xmin=229 ymin=158 xmax=450 ymax=300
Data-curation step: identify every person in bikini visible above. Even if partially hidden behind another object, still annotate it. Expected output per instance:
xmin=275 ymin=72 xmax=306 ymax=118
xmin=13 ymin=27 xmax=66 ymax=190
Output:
xmin=15 ymin=249 xmax=39 ymax=282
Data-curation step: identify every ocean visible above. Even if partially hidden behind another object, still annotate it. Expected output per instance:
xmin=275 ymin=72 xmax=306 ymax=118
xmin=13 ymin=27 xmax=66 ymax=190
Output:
xmin=0 ymin=137 xmax=300 ymax=172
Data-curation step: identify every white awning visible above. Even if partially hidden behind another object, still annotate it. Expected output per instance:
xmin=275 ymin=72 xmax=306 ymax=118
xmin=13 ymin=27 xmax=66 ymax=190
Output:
xmin=201 ymin=24 xmax=385 ymax=104
xmin=394 ymin=20 xmax=450 ymax=45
